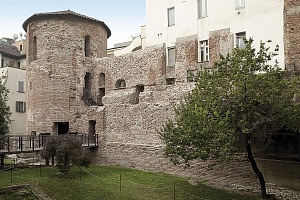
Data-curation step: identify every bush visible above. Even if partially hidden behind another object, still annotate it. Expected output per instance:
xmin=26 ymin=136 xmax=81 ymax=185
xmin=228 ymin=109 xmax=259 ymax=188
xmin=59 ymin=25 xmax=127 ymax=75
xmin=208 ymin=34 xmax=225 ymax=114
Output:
xmin=40 ymin=136 xmax=92 ymax=175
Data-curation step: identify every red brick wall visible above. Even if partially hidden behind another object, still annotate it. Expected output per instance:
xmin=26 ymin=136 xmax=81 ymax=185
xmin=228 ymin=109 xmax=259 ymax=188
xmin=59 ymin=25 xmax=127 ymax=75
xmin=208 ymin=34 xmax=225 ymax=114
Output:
xmin=284 ymin=0 xmax=300 ymax=70
xmin=175 ymin=35 xmax=198 ymax=83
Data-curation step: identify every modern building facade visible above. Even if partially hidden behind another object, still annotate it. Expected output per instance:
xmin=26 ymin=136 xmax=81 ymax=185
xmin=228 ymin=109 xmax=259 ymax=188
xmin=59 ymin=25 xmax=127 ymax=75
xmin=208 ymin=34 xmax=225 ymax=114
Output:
xmin=146 ymin=0 xmax=299 ymax=75
xmin=0 ymin=41 xmax=26 ymax=134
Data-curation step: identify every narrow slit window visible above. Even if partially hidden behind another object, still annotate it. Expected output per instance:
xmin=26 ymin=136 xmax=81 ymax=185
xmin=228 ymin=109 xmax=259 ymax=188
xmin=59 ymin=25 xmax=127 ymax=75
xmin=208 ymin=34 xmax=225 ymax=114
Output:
xmin=84 ymin=35 xmax=91 ymax=57
xmin=32 ymin=36 xmax=37 ymax=61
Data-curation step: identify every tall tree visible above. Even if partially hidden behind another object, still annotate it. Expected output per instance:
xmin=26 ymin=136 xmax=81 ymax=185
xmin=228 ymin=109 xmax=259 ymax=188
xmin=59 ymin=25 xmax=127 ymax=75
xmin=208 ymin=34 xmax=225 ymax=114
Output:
xmin=159 ymin=39 xmax=300 ymax=198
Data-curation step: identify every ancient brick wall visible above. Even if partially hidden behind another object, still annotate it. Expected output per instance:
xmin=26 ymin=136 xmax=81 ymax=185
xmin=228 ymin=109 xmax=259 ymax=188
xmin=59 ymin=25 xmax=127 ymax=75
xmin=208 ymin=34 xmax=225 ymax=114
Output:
xmin=92 ymin=44 xmax=166 ymax=95
xmin=284 ymin=0 xmax=300 ymax=71
xmin=26 ymin=15 xmax=108 ymax=133
xmin=175 ymin=35 xmax=198 ymax=83
xmin=208 ymin=28 xmax=234 ymax=69
xmin=24 ymin=12 xmax=299 ymax=197
xmin=93 ymin=82 xmax=261 ymax=193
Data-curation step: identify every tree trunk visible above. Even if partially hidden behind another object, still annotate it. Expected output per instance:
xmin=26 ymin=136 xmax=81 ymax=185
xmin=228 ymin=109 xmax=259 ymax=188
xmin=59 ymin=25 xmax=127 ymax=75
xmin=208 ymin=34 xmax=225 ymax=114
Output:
xmin=45 ymin=158 xmax=49 ymax=166
xmin=245 ymin=137 xmax=268 ymax=199
xmin=51 ymin=156 xmax=55 ymax=166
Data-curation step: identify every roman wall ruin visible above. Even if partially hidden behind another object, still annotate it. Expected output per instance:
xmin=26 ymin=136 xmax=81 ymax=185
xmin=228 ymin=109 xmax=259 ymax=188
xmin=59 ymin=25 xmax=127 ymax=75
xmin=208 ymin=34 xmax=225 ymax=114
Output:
xmin=23 ymin=10 xmax=300 ymax=198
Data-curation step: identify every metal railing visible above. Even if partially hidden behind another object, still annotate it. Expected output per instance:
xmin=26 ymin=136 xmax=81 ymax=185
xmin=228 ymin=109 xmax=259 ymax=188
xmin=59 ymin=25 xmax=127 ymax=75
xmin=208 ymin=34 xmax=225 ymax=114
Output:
xmin=0 ymin=133 xmax=98 ymax=154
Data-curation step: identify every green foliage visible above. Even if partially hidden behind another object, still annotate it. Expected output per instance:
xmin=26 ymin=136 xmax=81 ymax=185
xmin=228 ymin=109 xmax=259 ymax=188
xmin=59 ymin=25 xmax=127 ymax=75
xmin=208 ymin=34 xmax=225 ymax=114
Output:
xmin=40 ymin=136 xmax=92 ymax=174
xmin=0 ymin=83 xmax=11 ymax=136
xmin=160 ymin=38 xmax=300 ymax=164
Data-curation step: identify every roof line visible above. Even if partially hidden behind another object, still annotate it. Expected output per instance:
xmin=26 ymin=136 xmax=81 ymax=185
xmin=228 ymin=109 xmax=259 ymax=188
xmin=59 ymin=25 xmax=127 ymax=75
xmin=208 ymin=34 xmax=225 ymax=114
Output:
xmin=22 ymin=10 xmax=111 ymax=38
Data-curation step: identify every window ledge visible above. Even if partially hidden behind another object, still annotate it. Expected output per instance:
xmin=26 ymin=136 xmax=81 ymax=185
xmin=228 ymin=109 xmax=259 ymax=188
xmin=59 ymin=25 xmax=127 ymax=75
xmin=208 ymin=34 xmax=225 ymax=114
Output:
xmin=198 ymin=16 xmax=208 ymax=19
xmin=114 ymin=87 xmax=126 ymax=90
xmin=235 ymin=6 xmax=245 ymax=10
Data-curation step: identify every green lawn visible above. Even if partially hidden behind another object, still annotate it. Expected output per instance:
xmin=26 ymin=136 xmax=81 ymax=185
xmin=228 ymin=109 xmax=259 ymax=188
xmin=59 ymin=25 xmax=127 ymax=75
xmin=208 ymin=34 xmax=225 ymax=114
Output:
xmin=0 ymin=165 xmax=261 ymax=200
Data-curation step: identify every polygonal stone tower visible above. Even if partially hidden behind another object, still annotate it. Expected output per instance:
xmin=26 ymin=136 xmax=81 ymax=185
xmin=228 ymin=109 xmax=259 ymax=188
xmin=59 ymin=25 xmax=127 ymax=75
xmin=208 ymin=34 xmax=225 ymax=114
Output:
xmin=23 ymin=10 xmax=111 ymax=134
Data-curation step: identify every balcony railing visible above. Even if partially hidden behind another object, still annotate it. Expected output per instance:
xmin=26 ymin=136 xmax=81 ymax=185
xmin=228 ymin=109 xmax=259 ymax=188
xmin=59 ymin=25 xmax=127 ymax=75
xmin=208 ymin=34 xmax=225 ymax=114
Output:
xmin=83 ymin=87 xmax=98 ymax=106
xmin=0 ymin=133 xmax=98 ymax=154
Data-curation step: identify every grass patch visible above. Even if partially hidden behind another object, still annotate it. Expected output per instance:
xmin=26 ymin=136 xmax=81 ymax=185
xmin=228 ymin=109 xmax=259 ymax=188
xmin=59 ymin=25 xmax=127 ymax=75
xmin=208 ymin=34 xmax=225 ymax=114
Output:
xmin=0 ymin=165 xmax=261 ymax=200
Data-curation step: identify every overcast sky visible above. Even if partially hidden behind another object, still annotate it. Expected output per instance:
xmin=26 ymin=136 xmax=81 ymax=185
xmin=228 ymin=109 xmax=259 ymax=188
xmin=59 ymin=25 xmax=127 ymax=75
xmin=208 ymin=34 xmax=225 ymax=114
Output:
xmin=0 ymin=0 xmax=145 ymax=48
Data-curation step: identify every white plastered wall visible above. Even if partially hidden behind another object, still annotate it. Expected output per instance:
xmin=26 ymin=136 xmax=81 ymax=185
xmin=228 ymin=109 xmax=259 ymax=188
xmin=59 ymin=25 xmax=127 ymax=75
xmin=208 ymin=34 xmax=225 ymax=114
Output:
xmin=146 ymin=0 xmax=285 ymax=68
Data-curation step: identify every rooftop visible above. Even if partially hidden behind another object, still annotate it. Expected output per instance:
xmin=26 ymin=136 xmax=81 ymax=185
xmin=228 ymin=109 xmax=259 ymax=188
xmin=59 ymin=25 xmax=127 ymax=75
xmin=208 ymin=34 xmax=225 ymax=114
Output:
xmin=22 ymin=10 xmax=111 ymax=38
xmin=0 ymin=43 xmax=24 ymax=59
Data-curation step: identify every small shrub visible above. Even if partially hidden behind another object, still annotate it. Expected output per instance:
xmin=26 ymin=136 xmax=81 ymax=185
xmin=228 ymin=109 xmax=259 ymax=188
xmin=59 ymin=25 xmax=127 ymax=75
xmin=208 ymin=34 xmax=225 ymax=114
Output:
xmin=40 ymin=136 xmax=92 ymax=175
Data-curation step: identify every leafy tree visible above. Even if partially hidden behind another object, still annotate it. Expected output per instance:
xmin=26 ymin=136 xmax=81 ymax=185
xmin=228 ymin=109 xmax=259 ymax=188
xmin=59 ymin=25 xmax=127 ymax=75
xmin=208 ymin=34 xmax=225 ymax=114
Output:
xmin=0 ymin=82 xmax=11 ymax=149
xmin=40 ymin=136 xmax=92 ymax=175
xmin=0 ymin=83 xmax=11 ymax=136
xmin=159 ymin=39 xmax=300 ymax=198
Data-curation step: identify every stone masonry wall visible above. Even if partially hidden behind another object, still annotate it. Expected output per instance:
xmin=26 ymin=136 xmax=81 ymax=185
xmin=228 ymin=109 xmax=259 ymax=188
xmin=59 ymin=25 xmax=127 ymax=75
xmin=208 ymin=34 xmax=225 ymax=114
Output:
xmin=93 ymin=83 xmax=262 ymax=194
xmin=284 ymin=0 xmax=300 ymax=71
xmin=93 ymin=44 xmax=166 ymax=91
xmin=24 ymin=12 xmax=300 ymax=199
xmin=26 ymin=16 xmax=108 ymax=133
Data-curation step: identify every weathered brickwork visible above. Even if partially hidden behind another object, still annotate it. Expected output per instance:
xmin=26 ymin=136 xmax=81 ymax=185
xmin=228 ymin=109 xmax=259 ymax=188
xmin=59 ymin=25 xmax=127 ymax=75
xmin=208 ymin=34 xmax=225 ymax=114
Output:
xmin=25 ymin=13 xmax=109 ymax=133
xmin=209 ymin=28 xmax=234 ymax=69
xmin=23 ymin=11 xmax=300 ymax=199
xmin=284 ymin=0 xmax=300 ymax=70
xmin=175 ymin=35 xmax=198 ymax=82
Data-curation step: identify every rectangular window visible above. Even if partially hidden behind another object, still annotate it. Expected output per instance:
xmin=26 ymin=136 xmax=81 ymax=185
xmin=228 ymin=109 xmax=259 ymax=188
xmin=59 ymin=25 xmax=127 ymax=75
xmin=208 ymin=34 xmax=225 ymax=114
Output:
xmin=1 ymin=59 xmax=4 ymax=67
xmin=235 ymin=0 xmax=245 ymax=9
xmin=18 ymin=81 xmax=24 ymax=92
xmin=199 ymin=40 xmax=209 ymax=62
xmin=18 ymin=62 xmax=21 ymax=68
xmin=198 ymin=0 xmax=208 ymax=18
xmin=167 ymin=47 xmax=175 ymax=66
xmin=168 ymin=7 xmax=175 ymax=26
xmin=20 ymin=45 xmax=23 ymax=51
xmin=236 ymin=32 xmax=246 ymax=49
xmin=166 ymin=77 xmax=175 ymax=85
xmin=16 ymin=101 xmax=26 ymax=112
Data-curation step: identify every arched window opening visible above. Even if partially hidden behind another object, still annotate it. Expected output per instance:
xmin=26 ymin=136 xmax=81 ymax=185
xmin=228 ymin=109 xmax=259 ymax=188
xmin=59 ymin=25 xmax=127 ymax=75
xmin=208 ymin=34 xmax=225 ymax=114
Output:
xmin=99 ymin=73 xmax=105 ymax=88
xmin=84 ymin=35 xmax=91 ymax=57
xmin=32 ymin=36 xmax=37 ymax=61
xmin=115 ymin=79 xmax=126 ymax=89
